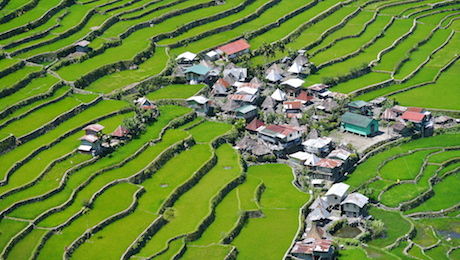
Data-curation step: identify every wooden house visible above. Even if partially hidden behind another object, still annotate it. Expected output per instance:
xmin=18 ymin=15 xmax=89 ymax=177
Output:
xmin=283 ymin=101 xmax=302 ymax=119
xmin=186 ymin=96 xmax=211 ymax=114
xmin=348 ymin=100 xmax=372 ymax=115
xmin=75 ymin=40 xmax=90 ymax=53
xmin=234 ymin=105 xmax=258 ymax=121
xmin=184 ymin=65 xmax=211 ymax=83
xmin=313 ymin=158 xmax=344 ymax=181
xmin=340 ymin=112 xmax=379 ymax=136
xmin=291 ymin=240 xmax=334 ymax=260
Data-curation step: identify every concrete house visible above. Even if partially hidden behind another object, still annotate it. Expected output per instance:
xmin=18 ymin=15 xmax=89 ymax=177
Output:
xmin=340 ymin=192 xmax=369 ymax=217
xmin=216 ymin=39 xmax=250 ymax=60
xmin=282 ymin=78 xmax=305 ymax=97
xmin=327 ymin=148 xmax=352 ymax=170
xmin=325 ymin=183 xmax=350 ymax=206
xmin=340 ymin=112 xmax=379 ymax=136
xmin=283 ymin=101 xmax=302 ymax=119
xmin=302 ymin=137 xmax=332 ymax=155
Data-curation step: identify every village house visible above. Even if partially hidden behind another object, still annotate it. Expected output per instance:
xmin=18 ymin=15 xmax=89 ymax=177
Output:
xmin=78 ymin=123 xmax=104 ymax=155
xmin=211 ymin=78 xmax=231 ymax=96
xmin=75 ymin=40 xmax=91 ymax=53
xmin=340 ymin=112 xmax=379 ymax=136
xmin=308 ymin=84 xmax=331 ymax=98
xmin=401 ymin=107 xmax=433 ymax=136
xmin=302 ymin=137 xmax=332 ymax=155
xmin=296 ymin=90 xmax=314 ymax=105
xmin=340 ymin=192 xmax=369 ymax=217
xmin=283 ymin=101 xmax=303 ymax=119
xmin=258 ymin=124 xmax=304 ymax=154
xmin=234 ymin=105 xmax=258 ymax=121
xmin=325 ymin=183 xmax=350 ymax=207
xmin=327 ymin=148 xmax=353 ymax=171
xmin=216 ymin=39 xmax=250 ymax=61
xmin=245 ymin=118 xmax=265 ymax=133
xmin=175 ymin=51 xmax=198 ymax=65
xmin=289 ymin=151 xmax=314 ymax=165
xmin=281 ymin=78 xmax=305 ymax=97
xmin=271 ymin=88 xmax=287 ymax=102
xmin=291 ymin=239 xmax=334 ymax=260
xmin=111 ymin=125 xmax=129 ymax=140
xmin=186 ymin=96 xmax=212 ymax=114
xmin=184 ymin=64 xmax=211 ymax=83
xmin=347 ymin=100 xmax=372 ymax=116
xmin=313 ymin=158 xmax=344 ymax=182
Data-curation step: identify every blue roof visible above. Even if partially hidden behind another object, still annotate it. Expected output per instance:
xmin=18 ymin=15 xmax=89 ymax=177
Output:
xmin=234 ymin=105 xmax=257 ymax=114
xmin=184 ymin=65 xmax=211 ymax=75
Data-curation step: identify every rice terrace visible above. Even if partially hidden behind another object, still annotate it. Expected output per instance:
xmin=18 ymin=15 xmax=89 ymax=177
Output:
xmin=0 ymin=0 xmax=459 ymax=259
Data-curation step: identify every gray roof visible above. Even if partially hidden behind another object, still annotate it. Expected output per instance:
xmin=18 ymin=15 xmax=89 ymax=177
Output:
xmin=340 ymin=112 xmax=375 ymax=128
xmin=252 ymin=140 xmax=272 ymax=156
xmin=261 ymin=96 xmax=276 ymax=109
xmin=325 ymin=183 xmax=350 ymax=197
xmin=221 ymin=99 xmax=241 ymax=112
xmin=309 ymin=205 xmax=330 ymax=221
xmin=340 ymin=192 xmax=369 ymax=208
xmin=309 ymin=196 xmax=329 ymax=210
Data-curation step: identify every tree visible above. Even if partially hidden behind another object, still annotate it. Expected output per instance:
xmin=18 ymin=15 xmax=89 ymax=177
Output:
xmin=366 ymin=219 xmax=385 ymax=239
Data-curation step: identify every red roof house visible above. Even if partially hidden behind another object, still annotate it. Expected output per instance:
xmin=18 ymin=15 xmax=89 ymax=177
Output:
xmin=402 ymin=111 xmax=426 ymax=123
xmin=296 ymin=90 xmax=314 ymax=103
xmin=111 ymin=125 xmax=129 ymax=139
xmin=216 ymin=39 xmax=250 ymax=60
xmin=246 ymin=118 xmax=265 ymax=132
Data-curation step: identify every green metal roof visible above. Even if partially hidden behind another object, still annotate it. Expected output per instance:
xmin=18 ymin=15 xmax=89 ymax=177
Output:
xmin=234 ymin=105 xmax=257 ymax=114
xmin=340 ymin=112 xmax=375 ymax=128
xmin=348 ymin=100 xmax=369 ymax=108
xmin=184 ymin=65 xmax=211 ymax=75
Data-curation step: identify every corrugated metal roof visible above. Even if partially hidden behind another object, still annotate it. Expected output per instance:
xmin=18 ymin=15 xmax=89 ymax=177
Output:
xmin=218 ymin=39 xmax=250 ymax=55
xmin=325 ymin=183 xmax=349 ymax=197
xmin=184 ymin=65 xmax=211 ymax=75
xmin=340 ymin=112 xmax=375 ymax=128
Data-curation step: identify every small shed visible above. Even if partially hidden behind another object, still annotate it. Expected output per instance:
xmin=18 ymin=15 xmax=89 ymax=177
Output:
xmin=75 ymin=40 xmax=91 ymax=53
xmin=340 ymin=112 xmax=379 ymax=136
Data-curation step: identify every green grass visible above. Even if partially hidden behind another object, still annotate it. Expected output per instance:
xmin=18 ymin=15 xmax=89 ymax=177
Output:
xmin=230 ymin=164 xmax=309 ymax=260
xmin=417 ymin=217 xmax=460 ymax=245
xmin=437 ymin=162 xmax=460 ymax=177
xmin=84 ymin=47 xmax=169 ymax=93
xmin=345 ymin=134 xmax=460 ymax=189
xmin=380 ymin=149 xmax=437 ymax=181
xmin=146 ymin=84 xmax=204 ymax=100
xmin=413 ymin=223 xmax=438 ymax=247
xmin=0 ymin=65 xmax=42 ymax=90
xmin=0 ymin=74 xmax=59 ymax=111
xmin=364 ymin=246 xmax=399 ymax=260
xmin=331 ymin=72 xmax=391 ymax=94
xmin=337 ymin=246 xmax=373 ymax=260
xmin=367 ymin=207 xmax=411 ymax=247
xmin=388 ymin=240 xmax=414 ymax=260
xmin=7 ymin=228 xmax=47 ymax=260
xmin=393 ymin=62 xmax=460 ymax=110
xmin=428 ymin=150 xmax=460 ymax=163
xmin=0 ymin=94 xmax=93 ymax=137
xmin=450 ymin=248 xmax=460 ymax=260
xmin=187 ymin=121 xmax=232 ymax=143
xmin=6 ymin=106 xmax=189 ymax=220
xmin=408 ymin=244 xmax=431 ymax=260
xmin=136 ymin=144 xmax=241 ymax=257
xmin=37 ymin=129 xmax=189 ymax=228
xmin=36 ymin=182 xmax=140 ymax=260
xmin=425 ymin=243 xmax=450 ymax=260
xmin=405 ymin=173 xmax=460 ymax=213
xmin=0 ymin=218 xmax=29 ymax=252
xmin=182 ymin=244 xmax=233 ymax=259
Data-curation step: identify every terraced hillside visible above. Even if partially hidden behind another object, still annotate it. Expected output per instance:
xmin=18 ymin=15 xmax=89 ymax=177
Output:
xmin=342 ymin=132 xmax=460 ymax=260
xmin=0 ymin=0 xmax=459 ymax=259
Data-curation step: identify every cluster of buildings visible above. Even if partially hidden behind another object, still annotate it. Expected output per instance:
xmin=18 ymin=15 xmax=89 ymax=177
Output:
xmin=290 ymin=183 xmax=369 ymax=260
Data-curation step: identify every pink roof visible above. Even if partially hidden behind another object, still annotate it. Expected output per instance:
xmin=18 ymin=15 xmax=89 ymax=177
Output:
xmin=265 ymin=124 xmax=303 ymax=136
xmin=218 ymin=39 xmax=250 ymax=55
xmin=238 ymin=82 xmax=262 ymax=89
xmin=246 ymin=118 xmax=265 ymax=132
xmin=79 ymin=135 xmax=98 ymax=143
xmin=112 ymin=125 xmax=129 ymax=137
xmin=402 ymin=111 xmax=426 ymax=123
xmin=315 ymin=158 xmax=342 ymax=169
xmin=83 ymin=124 xmax=104 ymax=132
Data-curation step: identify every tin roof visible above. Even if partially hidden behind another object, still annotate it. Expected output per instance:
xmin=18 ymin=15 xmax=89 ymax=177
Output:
xmin=325 ymin=183 xmax=349 ymax=197
xmin=83 ymin=124 xmax=105 ymax=132
xmin=184 ymin=65 xmax=211 ymax=75
xmin=218 ymin=39 xmax=250 ymax=55
xmin=340 ymin=112 xmax=375 ymax=128
xmin=340 ymin=192 xmax=369 ymax=208
xmin=246 ymin=118 xmax=265 ymax=132
xmin=402 ymin=111 xmax=426 ymax=123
